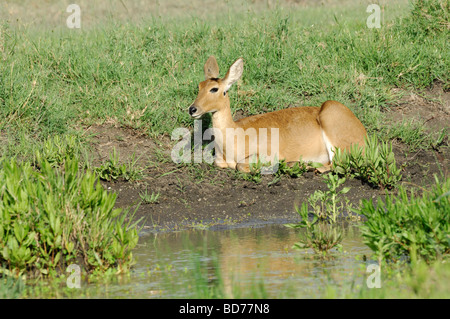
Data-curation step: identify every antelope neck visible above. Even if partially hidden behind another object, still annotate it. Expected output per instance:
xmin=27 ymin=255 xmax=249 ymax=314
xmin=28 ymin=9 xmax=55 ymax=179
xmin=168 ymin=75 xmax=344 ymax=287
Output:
xmin=211 ymin=99 xmax=236 ymax=131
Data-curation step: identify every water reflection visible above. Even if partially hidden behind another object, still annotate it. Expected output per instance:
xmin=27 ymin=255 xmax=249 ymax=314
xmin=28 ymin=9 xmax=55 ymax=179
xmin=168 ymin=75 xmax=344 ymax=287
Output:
xmin=97 ymin=224 xmax=373 ymax=298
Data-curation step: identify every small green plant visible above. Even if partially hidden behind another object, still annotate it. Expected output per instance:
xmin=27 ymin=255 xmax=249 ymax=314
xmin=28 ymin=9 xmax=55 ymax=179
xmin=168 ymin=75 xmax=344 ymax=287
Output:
xmin=276 ymin=159 xmax=308 ymax=178
xmin=308 ymin=173 xmax=351 ymax=223
xmin=34 ymin=135 xmax=81 ymax=168
xmin=94 ymin=149 xmax=126 ymax=181
xmin=178 ymin=162 xmax=218 ymax=184
xmin=236 ymin=157 xmax=310 ymax=184
xmin=431 ymin=128 xmax=448 ymax=150
xmin=285 ymin=172 xmax=350 ymax=255
xmin=234 ymin=157 xmax=268 ymax=184
xmin=140 ymin=190 xmax=160 ymax=204
xmin=332 ymin=135 xmax=402 ymax=189
xmin=94 ymin=149 xmax=144 ymax=181
xmin=125 ymin=152 xmax=146 ymax=181
xmin=358 ymin=175 xmax=450 ymax=264
xmin=285 ymin=203 xmax=343 ymax=256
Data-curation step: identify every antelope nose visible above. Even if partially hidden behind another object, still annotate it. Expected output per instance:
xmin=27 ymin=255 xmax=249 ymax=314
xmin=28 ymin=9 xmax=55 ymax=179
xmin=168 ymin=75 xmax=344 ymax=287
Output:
xmin=189 ymin=105 xmax=197 ymax=116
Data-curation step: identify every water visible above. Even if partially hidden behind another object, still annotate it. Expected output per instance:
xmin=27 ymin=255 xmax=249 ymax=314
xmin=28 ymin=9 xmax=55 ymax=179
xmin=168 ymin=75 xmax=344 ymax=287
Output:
xmin=85 ymin=223 xmax=373 ymax=298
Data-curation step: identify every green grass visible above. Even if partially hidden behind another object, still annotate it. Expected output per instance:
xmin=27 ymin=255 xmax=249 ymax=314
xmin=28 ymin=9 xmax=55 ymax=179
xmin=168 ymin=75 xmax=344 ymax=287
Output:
xmin=0 ymin=155 xmax=141 ymax=279
xmin=358 ymin=175 xmax=449 ymax=263
xmin=0 ymin=0 xmax=448 ymax=161
xmin=285 ymin=173 xmax=351 ymax=255
xmin=93 ymin=148 xmax=145 ymax=181
xmin=332 ymin=134 xmax=403 ymax=189
xmin=139 ymin=189 xmax=160 ymax=204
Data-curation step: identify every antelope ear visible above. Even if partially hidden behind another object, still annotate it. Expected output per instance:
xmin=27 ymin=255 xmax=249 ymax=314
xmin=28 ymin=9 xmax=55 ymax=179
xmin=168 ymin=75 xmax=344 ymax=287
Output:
xmin=222 ymin=58 xmax=243 ymax=94
xmin=204 ymin=56 xmax=220 ymax=80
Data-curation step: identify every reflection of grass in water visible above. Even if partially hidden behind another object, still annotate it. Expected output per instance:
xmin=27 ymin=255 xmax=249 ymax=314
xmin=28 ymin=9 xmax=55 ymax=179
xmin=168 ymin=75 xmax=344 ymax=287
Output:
xmin=0 ymin=276 xmax=25 ymax=299
xmin=141 ymin=249 xmax=450 ymax=299
xmin=155 ymin=220 xmax=450 ymax=298
xmin=157 ymin=251 xmax=269 ymax=299
xmin=325 ymin=259 xmax=450 ymax=299
xmin=5 ymin=223 xmax=449 ymax=298
xmin=133 ymin=225 xmax=364 ymax=298
xmin=5 ymin=259 xmax=449 ymax=298
xmin=166 ymin=252 xmax=450 ymax=299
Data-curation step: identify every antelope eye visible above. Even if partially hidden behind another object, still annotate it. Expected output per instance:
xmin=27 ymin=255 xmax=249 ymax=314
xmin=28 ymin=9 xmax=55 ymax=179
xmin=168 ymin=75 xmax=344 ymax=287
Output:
xmin=209 ymin=87 xmax=219 ymax=93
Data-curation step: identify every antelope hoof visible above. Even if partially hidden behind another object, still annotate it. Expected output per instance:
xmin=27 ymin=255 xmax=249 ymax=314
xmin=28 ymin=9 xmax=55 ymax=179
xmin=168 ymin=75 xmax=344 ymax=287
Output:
xmin=214 ymin=161 xmax=229 ymax=169
xmin=236 ymin=163 xmax=251 ymax=173
xmin=315 ymin=164 xmax=331 ymax=174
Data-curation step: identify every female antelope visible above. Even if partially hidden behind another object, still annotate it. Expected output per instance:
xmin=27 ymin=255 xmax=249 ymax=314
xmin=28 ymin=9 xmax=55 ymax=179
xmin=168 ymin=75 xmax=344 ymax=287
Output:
xmin=188 ymin=56 xmax=366 ymax=172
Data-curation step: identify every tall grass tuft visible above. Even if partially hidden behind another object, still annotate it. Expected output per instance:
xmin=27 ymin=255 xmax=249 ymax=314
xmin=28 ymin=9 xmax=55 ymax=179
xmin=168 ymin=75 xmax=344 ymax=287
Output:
xmin=401 ymin=0 xmax=449 ymax=37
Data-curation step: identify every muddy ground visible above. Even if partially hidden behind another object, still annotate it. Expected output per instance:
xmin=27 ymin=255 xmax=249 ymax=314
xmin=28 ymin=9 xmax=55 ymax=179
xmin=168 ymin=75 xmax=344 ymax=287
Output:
xmin=84 ymin=84 xmax=449 ymax=233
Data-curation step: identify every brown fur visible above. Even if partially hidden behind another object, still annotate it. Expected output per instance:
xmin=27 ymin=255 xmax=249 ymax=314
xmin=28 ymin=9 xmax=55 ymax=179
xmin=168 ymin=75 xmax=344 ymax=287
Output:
xmin=189 ymin=56 xmax=367 ymax=172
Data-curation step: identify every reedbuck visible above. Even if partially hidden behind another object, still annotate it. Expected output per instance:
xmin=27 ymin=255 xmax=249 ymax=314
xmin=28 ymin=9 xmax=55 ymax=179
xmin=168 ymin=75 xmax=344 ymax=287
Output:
xmin=188 ymin=56 xmax=367 ymax=172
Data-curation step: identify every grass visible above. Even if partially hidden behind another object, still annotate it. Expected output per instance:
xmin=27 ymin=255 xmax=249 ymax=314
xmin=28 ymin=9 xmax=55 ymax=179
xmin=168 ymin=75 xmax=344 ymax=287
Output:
xmin=285 ymin=172 xmax=351 ymax=255
xmin=0 ymin=155 xmax=141 ymax=279
xmin=139 ymin=190 xmax=160 ymax=204
xmin=0 ymin=0 xmax=448 ymax=162
xmin=358 ymin=175 xmax=449 ymax=263
xmin=332 ymin=134 xmax=403 ymax=189
xmin=93 ymin=148 xmax=145 ymax=181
